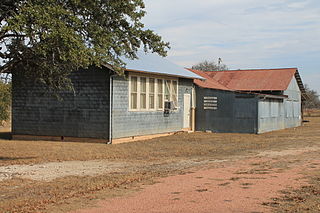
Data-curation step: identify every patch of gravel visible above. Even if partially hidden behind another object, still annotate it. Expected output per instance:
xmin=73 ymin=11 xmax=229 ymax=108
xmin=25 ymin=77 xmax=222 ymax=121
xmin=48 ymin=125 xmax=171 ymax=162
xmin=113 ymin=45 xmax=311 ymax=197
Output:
xmin=0 ymin=159 xmax=227 ymax=182
xmin=1 ymin=146 xmax=318 ymax=182
xmin=257 ymin=146 xmax=320 ymax=157
xmin=0 ymin=160 xmax=134 ymax=182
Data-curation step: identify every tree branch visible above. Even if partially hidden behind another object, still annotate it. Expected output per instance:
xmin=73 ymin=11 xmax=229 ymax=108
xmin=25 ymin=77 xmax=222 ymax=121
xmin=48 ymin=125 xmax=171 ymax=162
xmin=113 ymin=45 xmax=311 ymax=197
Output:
xmin=0 ymin=33 xmax=26 ymax=41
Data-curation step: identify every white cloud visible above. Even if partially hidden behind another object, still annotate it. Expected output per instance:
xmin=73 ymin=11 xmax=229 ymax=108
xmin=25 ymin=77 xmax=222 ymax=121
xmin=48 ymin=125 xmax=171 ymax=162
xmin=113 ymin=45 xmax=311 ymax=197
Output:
xmin=143 ymin=0 xmax=320 ymax=93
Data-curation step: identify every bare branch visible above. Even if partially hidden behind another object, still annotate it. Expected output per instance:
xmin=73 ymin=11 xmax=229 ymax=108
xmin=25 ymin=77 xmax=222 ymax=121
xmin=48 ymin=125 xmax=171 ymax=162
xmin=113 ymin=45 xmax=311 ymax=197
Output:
xmin=0 ymin=33 xmax=26 ymax=41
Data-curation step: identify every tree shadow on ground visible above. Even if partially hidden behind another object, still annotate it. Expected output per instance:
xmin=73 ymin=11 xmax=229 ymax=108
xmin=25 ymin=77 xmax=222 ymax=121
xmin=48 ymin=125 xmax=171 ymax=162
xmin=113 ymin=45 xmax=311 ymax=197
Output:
xmin=0 ymin=131 xmax=12 ymax=140
xmin=0 ymin=156 xmax=36 ymax=161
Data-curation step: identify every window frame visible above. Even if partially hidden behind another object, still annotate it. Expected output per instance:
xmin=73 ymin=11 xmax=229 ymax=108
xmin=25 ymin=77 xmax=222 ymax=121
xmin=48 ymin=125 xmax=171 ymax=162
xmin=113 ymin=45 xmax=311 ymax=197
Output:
xmin=157 ymin=79 xmax=164 ymax=110
xmin=149 ymin=78 xmax=156 ymax=110
xmin=140 ymin=77 xmax=147 ymax=110
xmin=128 ymin=73 xmax=179 ymax=112
xmin=130 ymin=76 xmax=138 ymax=110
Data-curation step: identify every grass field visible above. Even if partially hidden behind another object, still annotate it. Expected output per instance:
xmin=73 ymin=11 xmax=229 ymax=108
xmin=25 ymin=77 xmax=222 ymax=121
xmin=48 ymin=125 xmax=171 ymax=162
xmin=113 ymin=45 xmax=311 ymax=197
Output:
xmin=0 ymin=117 xmax=320 ymax=212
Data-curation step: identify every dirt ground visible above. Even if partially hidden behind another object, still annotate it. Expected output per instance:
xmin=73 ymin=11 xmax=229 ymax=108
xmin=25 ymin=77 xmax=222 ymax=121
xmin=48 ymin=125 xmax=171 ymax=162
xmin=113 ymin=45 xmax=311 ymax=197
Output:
xmin=0 ymin=117 xmax=320 ymax=212
xmin=73 ymin=150 xmax=320 ymax=213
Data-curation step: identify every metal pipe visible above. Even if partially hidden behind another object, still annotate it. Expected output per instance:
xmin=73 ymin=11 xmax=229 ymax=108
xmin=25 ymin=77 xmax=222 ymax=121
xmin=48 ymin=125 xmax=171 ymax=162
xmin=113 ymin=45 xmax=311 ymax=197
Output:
xmin=191 ymin=86 xmax=196 ymax=132
xmin=108 ymin=73 xmax=115 ymax=144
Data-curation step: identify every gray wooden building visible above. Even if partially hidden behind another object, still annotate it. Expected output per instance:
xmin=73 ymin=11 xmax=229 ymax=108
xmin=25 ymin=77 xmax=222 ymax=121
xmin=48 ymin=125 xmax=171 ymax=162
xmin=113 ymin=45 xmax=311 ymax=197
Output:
xmin=12 ymin=53 xmax=202 ymax=142
xmin=190 ymin=68 xmax=306 ymax=134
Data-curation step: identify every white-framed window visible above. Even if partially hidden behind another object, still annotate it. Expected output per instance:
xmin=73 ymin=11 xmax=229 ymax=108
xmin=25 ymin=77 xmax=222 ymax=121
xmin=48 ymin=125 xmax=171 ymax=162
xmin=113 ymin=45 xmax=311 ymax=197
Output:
xmin=149 ymin=78 xmax=155 ymax=110
xmin=130 ymin=76 xmax=138 ymax=110
xmin=164 ymin=79 xmax=178 ymax=108
xmin=172 ymin=80 xmax=178 ymax=107
xmin=165 ymin=80 xmax=171 ymax=101
xmin=157 ymin=79 xmax=164 ymax=110
xmin=129 ymin=74 xmax=178 ymax=111
xmin=140 ymin=77 xmax=147 ymax=109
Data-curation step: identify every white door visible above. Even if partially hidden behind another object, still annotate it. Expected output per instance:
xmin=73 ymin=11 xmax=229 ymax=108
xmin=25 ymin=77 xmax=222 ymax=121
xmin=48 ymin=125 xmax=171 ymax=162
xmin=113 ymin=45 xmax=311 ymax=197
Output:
xmin=183 ymin=94 xmax=191 ymax=129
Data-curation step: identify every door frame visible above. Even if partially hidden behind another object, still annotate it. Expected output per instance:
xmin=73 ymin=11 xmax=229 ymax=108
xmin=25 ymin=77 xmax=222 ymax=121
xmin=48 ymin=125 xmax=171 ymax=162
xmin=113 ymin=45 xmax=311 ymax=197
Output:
xmin=183 ymin=93 xmax=191 ymax=129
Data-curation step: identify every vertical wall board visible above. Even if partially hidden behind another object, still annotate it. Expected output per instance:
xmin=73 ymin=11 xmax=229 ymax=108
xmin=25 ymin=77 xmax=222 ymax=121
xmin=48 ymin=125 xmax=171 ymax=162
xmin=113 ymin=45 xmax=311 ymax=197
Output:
xmin=258 ymin=99 xmax=285 ymax=133
xmin=195 ymin=87 xmax=258 ymax=133
xmin=283 ymin=77 xmax=302 ymax=128
xmin=111 ymin=77 xmax=193 ymax=139
xmin=258 ymin=77 xmax=302 ymax=133
xmin=12 ymin=67 xmax=111 ymax=139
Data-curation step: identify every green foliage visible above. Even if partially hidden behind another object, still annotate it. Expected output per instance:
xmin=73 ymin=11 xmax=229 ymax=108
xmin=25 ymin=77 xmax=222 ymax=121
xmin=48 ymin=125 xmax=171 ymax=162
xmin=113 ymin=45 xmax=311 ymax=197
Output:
xmin=192 ymin=59 xmax=228 ymax=71
xmin=0 ymin=0 xmax=169 ymax=91
xmin=0 ymin=81 xmax=11 ymax=122
xmin=304 ymin=84 xmax=320 ymax=109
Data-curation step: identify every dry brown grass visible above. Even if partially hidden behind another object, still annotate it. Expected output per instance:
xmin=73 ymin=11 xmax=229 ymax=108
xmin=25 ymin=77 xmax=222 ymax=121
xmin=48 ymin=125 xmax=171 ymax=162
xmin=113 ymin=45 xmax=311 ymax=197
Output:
xmin=1 ymin=117 xmax=320 ymax=167
xmin=0 ymin=117 xmax=320 ymax=212
xmin=263 ymin=169 xmax=320 ymax=213
xmin=304 ymin=108 xmax=320 ymax=117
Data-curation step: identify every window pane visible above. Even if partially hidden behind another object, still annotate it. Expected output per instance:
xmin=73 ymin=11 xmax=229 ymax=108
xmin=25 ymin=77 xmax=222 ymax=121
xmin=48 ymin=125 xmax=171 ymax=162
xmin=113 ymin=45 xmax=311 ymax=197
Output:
xmin=140 ymin=77 xmax=146 ymax=93
xmin=139 ymin=77 xmax=146 ymax=109
xmin=148 ymin=78 xmax=155 ymax=109
xmin=140 ymin=94 xmax=146 ymax=109
xmin=165 ymin=80 xmax=171 ymax=101
xmin=131 ymin=93 xmax=137 ymax=109
xmin=172 ymin=81 xmax=177 ymax=94
xmin=157 ymin=79 xmax=163 ymax=109
xmin=130 ymin=76 xmax=138 ymax=110
xmin=149 ymin=78 xmax=155 ymax=93
xmin=158 ymin=94 xmax=163 ymax=109
xmin=149 ymin=94 xmax=155 ymax=109
xmin=131 ymin=76 xmax=137 ymax=92
xmin=157 ymin=79 xmax=163 ymax=94
xmin=172 ymin=81 xmax=178 ymax=107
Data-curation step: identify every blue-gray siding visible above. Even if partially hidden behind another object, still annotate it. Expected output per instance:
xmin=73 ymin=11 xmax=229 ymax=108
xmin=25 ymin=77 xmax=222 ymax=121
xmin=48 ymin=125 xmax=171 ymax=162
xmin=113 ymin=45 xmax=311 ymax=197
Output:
xmin=111 ymin=76 xmax=193 ymax=138
xmin=258 ymin=77 xmax=301 ymax=133
xmin=12 ymin=68 xmax=110 ymax=139
xmin=195 ymin=88 xmax=258 ymax=133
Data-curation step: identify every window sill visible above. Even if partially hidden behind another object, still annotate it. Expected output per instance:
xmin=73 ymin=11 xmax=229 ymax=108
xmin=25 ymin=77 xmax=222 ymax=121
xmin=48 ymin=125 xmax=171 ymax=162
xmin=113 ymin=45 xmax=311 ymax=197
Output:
xmin=128 ymin=108 xmax=179 ymax=112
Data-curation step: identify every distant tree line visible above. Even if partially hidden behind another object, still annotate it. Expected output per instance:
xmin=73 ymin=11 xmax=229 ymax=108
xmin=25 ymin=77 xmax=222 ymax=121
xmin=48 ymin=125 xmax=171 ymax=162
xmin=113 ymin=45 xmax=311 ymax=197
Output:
xmin=0 ymin=80 xmax=11 ymax=124
xmin=192 ymin=59 xmax=228 ymax=71
xmin=304 ymin=84 xmax=320 ymax=109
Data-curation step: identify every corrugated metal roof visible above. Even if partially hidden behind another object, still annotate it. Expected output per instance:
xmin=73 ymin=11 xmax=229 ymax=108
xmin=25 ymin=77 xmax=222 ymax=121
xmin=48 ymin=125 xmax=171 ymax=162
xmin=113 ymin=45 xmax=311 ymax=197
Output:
xmin=204 ymin=68 xmax=298 ymax=91
xmin=189 ymin=68 xmax=306 ymax=99
xmin=122 ymin=52 xmax=203 ymax=79
xmin=187 ymin=68 xmax=231 ymax=91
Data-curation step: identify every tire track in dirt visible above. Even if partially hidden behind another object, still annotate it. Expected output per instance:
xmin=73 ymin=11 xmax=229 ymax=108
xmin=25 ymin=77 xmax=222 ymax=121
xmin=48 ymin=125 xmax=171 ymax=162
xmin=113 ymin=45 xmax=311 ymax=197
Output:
xmin=1 ymin=146 xmax=319 ymax=182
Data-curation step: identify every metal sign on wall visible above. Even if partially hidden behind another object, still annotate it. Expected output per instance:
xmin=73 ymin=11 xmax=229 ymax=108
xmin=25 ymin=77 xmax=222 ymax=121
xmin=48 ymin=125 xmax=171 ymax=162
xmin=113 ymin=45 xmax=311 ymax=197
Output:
xmin=204 ymin=97 xmax=218 ymax=110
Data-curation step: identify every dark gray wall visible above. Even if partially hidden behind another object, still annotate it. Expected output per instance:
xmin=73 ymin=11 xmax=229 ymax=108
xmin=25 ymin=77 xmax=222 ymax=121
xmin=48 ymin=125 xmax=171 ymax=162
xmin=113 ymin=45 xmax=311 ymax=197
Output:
xmin=111 ymin=76 xmax=194 ymax=138
xmin=12 ymin=67 xmax=110 ymax=139
xmin=195 ymin=87 xmax=258 ymax=133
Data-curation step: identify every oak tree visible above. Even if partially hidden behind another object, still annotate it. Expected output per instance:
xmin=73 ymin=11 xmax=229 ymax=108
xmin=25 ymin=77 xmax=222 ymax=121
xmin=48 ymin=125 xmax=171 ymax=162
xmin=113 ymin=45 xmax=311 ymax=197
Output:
xmin=0 ymin=80 xmax=11 ymax=123
xmin=0 ymin=0 xmax=169 ymax=91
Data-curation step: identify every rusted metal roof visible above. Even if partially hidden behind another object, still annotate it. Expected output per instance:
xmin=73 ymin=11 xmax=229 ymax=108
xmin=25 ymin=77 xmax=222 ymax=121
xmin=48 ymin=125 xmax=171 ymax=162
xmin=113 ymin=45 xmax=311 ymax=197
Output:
xmin=204 ymin=68 xmax=298 ymax=91
xmin=189 ymin=68 xmax=307 ymax=99
xmin=187 ymin=68 xmax=231 ymax=91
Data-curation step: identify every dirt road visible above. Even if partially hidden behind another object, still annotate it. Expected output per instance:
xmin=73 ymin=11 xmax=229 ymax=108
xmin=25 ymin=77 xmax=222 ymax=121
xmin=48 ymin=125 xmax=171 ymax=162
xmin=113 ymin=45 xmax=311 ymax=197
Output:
xmin=73 ymin=147 xmax=320 ymax=213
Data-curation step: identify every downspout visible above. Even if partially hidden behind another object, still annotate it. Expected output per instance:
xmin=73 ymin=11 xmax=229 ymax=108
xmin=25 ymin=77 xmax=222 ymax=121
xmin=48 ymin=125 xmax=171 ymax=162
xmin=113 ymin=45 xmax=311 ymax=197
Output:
xmin=108 ymin=74 xmax=115 ymax=144
xmin=256 ymin=95 xmax=259 ymax=134
xmin=191 ymin=85 xmax=196 ymax=132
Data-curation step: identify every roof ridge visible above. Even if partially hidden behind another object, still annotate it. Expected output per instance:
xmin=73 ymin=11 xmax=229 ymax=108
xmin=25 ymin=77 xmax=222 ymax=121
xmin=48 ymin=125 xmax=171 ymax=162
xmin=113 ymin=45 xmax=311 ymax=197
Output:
xmin=187 ymin=68 xmax=232 ymax=90
xmin=205 ymin=68 xmax=297 ymax=72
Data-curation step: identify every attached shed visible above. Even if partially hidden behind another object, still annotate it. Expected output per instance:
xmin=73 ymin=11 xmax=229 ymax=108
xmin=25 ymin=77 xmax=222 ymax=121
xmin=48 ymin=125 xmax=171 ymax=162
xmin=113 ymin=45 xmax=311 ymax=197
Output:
xmin=189 ymin=68 xmax=306 ymax=134
xmin=12 ymin=53 xmax=202 ymax=142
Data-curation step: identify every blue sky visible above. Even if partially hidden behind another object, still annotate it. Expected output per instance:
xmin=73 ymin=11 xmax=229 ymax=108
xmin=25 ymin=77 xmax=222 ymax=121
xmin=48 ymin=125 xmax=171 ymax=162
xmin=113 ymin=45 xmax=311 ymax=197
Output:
xmin=143 ymin=0 xmax=320 ymax=93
